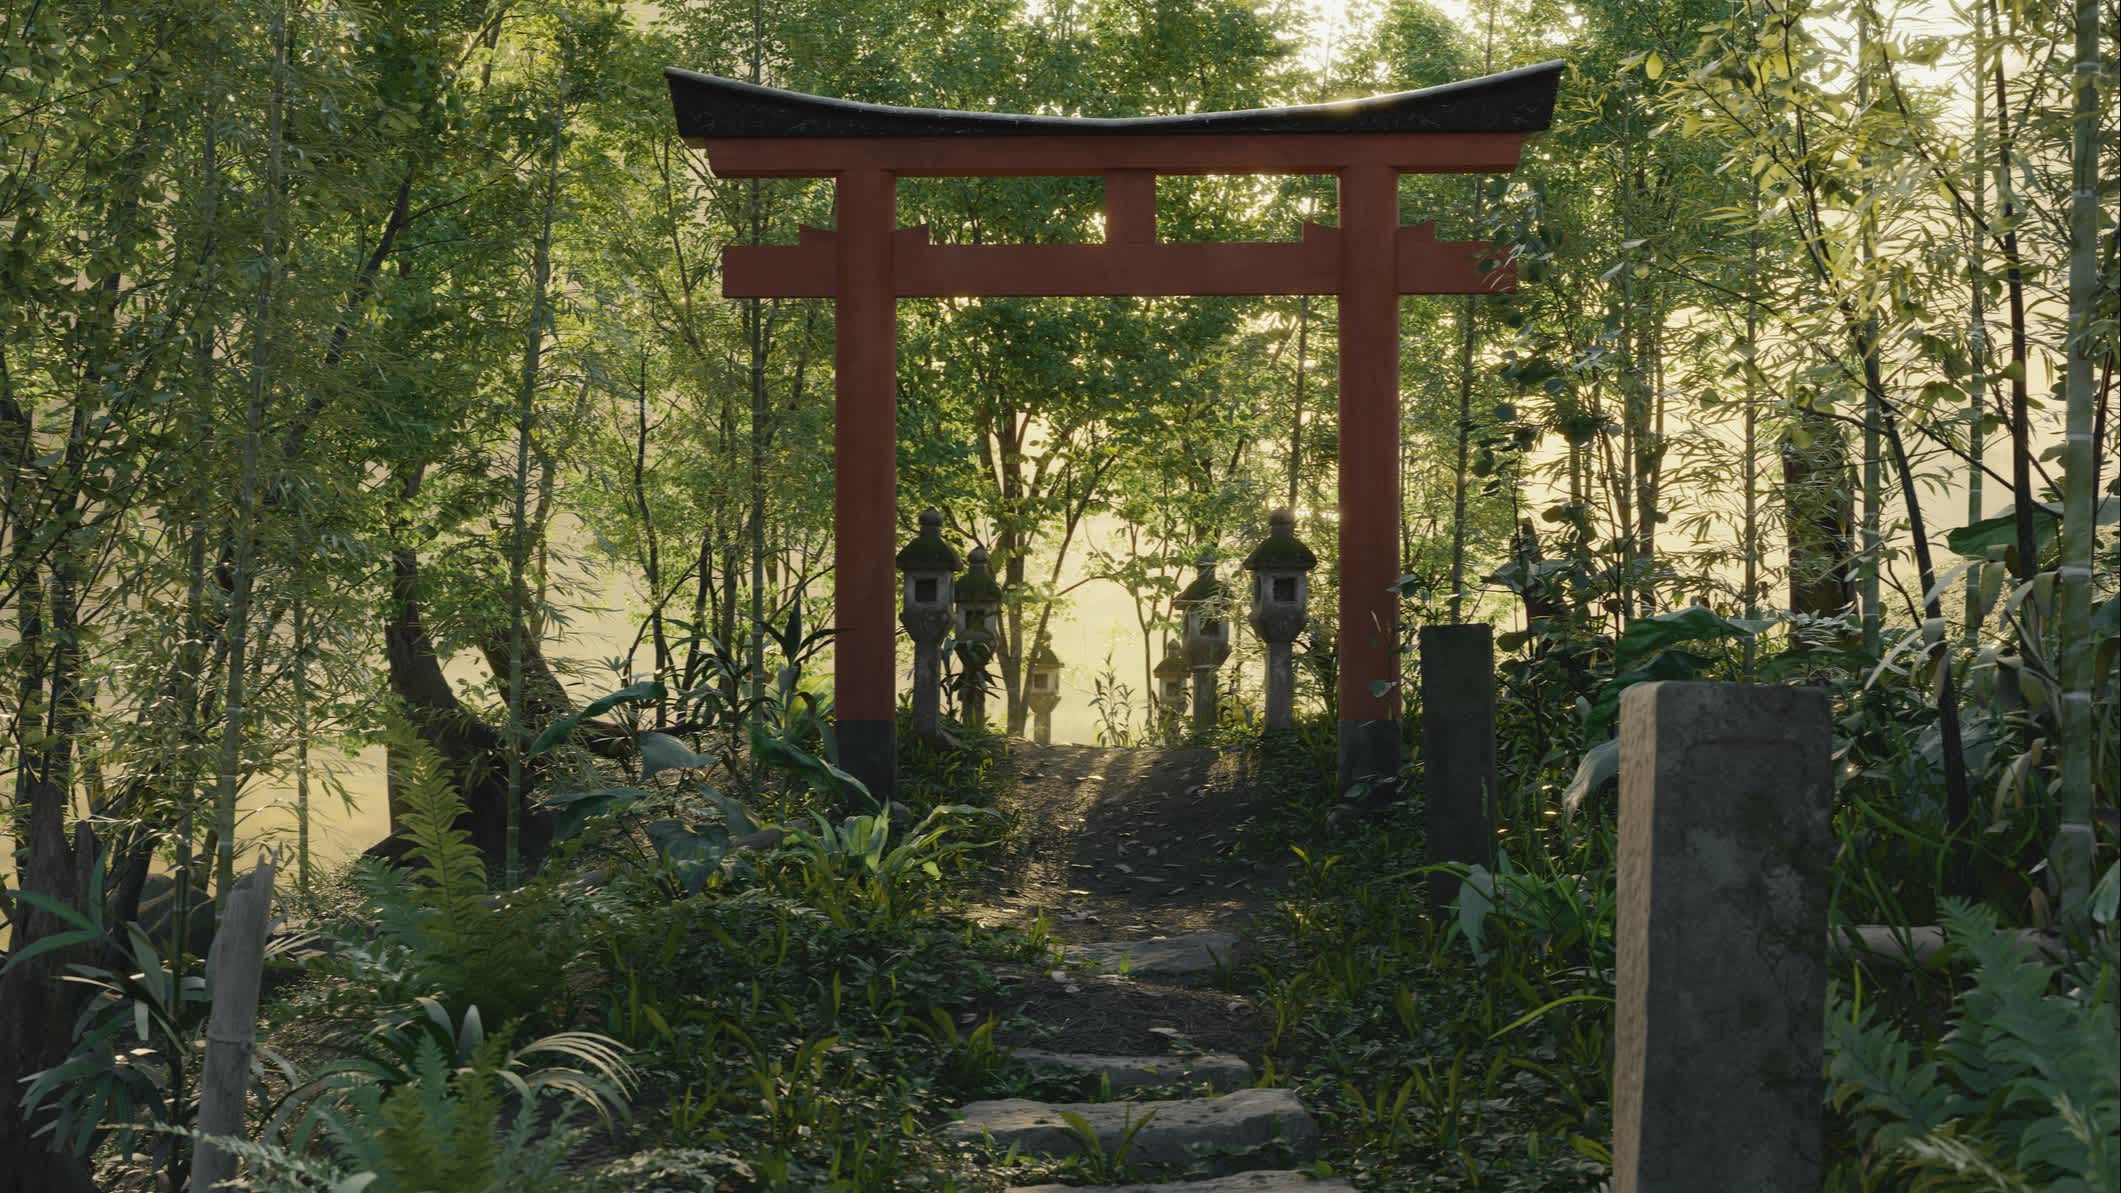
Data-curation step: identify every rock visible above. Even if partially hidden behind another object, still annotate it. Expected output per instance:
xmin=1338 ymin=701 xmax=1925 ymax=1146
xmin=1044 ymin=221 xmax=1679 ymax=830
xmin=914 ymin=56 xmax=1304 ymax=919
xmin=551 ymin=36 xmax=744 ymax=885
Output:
xmin=1068 ymin=930 xmax=1239 ymax=980
xmin=1011 ymin=1050 xmax=1253 ymax=1093
xmin=944 ymin=1088 xmax=1315 ymax=1168
xmin=1006 ymin=1172 xmax=1354 ymax=1193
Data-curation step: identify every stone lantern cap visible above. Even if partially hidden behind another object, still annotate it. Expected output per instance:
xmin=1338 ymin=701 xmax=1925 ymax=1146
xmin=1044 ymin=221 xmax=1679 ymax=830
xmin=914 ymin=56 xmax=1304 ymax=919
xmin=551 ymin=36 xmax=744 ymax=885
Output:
xmin=955 ymin=546 xmax=1003 ymax=607
xmin=896 ymin=508 xmax=960 ymax=573
xmin=1173 ymin=550 xmax=1230 ymax=608
xmin=1031 ymin=639 xmax=1062 ymax=672
xmin=1153 ymin=639 xmax=1188 ymax=680
xmin=1242 ymin=509 xmax=1318 ymax=572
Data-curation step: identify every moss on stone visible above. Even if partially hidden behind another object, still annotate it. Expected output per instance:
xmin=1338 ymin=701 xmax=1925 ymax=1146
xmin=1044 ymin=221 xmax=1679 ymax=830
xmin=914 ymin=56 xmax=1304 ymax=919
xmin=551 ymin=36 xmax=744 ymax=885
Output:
xmin=1243 ymin=532 xmax=1317 ymax=571
xmin=895 ymin=534 xmax=961 ymax=571
xmin=954 ymin=566 xmax=1003 ymax=602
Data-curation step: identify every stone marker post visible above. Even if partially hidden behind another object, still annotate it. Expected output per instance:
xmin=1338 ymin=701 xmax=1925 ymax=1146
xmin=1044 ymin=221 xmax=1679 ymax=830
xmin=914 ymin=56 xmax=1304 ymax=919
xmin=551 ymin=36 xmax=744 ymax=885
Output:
xmin=192 ymin=858 xmax=276 ymax=1192
xmin=896 ymin=510 xmax=960 ymax=742
xmin=1245 ymin=509 xmax=1318 ymax=730
xmin=1613 ymin=682 xmax=1831 ymax=1193
xmin=1420 ymin=624 xmax=1496 ymax=911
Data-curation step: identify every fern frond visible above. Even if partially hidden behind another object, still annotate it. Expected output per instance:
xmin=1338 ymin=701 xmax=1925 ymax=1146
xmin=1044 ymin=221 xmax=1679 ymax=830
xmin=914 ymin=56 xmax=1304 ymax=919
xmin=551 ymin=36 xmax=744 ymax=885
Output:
xmin=385 ymin=728 xmax=488 ymax=901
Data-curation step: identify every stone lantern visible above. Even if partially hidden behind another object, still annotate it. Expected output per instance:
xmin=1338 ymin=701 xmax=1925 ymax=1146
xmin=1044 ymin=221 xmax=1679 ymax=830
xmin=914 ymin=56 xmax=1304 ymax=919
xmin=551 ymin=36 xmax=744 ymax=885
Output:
xmin=952 ymin=546 xmax=1003 ymax=730
xmin=1173 ymin=550 xmax=1233 ymax=735
xmin=1153 ymin=639 xmax=1189 ymax=718
xmin=896 ymin=509 xmax=960 ymax=741
xmin=1026 ymin=637 xmax=1063 ymax=746
xmin=1243 ymin=509 xmax=1318 ymax=729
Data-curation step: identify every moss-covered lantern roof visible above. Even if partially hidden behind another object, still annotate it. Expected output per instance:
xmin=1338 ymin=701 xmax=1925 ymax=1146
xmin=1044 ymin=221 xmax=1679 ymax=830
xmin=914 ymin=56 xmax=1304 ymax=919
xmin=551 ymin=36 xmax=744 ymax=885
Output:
xmin=1243 ymin=509 xmax=1318 ymax=571
xmin=1174 ymin=551 xmax=1229 ymax=606
xmin=1153 ymin=639 xmax=1188 ymax=678
xmin=954 ymin=545 xmax=1004 ymax=603
xmin=896 ymin=508 xmax=961 ymax=572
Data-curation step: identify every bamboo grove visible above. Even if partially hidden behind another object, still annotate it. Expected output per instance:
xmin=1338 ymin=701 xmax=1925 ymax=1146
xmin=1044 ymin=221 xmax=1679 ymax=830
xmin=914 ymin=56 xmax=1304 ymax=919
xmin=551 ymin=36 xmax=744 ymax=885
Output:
xmin=0 ymin=0 xmax=2112 ymax=1186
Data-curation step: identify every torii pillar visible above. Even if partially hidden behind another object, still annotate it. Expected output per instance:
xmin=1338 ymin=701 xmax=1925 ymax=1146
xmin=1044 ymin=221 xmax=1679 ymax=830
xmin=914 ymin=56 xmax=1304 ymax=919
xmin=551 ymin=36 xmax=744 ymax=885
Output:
xmin=666 ymin=64 xmax=1563 ymax=801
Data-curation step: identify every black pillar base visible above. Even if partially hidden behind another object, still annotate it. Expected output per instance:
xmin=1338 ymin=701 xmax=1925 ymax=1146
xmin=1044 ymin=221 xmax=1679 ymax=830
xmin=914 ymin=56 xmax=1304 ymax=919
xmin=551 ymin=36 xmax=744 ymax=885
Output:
xmin=837 ymin=718 xmax=897 ymax=807
xmin=1337 ymin=718 xmax=1401 ymax=802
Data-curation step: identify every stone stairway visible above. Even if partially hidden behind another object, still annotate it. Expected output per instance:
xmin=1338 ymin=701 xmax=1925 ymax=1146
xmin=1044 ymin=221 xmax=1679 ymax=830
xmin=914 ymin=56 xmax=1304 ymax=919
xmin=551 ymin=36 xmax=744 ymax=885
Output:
xmin=942 ymin=929 xmax=1348 ymax=1193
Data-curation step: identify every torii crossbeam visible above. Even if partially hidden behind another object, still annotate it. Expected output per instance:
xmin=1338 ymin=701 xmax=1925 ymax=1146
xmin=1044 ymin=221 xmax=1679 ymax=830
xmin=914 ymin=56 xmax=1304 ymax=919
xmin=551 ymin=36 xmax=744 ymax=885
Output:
xmin=666 ymin=63 xmax=1563 ymax=799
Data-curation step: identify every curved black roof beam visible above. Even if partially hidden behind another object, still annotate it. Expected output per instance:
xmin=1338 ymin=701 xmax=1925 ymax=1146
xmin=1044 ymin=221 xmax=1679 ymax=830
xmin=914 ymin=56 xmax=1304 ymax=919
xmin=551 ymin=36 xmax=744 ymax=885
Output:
xmin=665 ymin=61 xmax=1564 ymax=142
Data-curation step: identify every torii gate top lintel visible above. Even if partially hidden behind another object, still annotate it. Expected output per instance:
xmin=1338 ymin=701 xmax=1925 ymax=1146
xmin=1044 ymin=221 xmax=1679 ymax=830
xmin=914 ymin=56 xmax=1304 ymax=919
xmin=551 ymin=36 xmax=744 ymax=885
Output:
xmin=665 ymin=62 xmax=1563 ymax=177
xmin=663 ymin=63 xmax=1562 ymax=801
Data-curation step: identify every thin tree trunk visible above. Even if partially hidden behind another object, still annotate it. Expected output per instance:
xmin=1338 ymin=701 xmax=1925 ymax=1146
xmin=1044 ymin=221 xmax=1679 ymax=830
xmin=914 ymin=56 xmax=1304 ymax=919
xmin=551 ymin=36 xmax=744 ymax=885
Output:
xmin=1989 ymin=29 xmax=2039 ymax=580
xmin=213 ymin=0 xmax=288 ymax=900
xmin=506 ymin=89 xmax=567 ymax=887
xmin=293 ymin=598 xmax=311 ymax=892
xmin=1855 ymin=6 xmax=1885 ymax=656
xmin=1965 ymin=12 xmax=1989 ymax=644
xmin=2052 ymin=0 xmax=2101 ymax=912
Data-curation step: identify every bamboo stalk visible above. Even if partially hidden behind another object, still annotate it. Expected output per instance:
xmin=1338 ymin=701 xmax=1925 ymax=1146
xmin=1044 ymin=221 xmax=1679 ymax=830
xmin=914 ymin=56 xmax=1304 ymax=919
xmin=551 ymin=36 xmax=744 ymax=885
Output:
xmin=2053 ymin=0 xmax=2101 ymax=912
xmin=190 ymin=859 xmax=276 ymax=1192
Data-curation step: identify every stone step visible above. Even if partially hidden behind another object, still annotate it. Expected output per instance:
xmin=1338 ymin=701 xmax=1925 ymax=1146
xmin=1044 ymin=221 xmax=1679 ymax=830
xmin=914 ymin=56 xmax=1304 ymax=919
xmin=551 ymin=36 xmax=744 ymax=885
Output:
xmin=1066 ymin=930 xmax=1239 ymax=981
xmin=1013 ymin=1049 xmax=1253 ymax=1093
xmin=1006 ymin=1173 xmax=1355 ymax=1193
xmin=942 ymin=1087 xmax=1315 ymax=1169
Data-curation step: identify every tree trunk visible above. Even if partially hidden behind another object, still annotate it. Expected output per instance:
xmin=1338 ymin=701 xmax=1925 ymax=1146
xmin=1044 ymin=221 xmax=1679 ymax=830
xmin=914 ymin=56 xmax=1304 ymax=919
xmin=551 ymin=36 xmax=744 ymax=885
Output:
xmin=2052 ymin=0 xmax=2102 ymax=912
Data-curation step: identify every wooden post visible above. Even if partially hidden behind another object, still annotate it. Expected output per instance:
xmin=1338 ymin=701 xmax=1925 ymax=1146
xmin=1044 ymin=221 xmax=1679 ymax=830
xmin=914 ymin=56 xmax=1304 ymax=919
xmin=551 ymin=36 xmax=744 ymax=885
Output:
xmin=1335 ymin=163 xmax=1403 ymax=795
xmin=835 ymin=169 xmax=898 ymax=801
xmin=1613 ymin=683 xmax=1831 ymax=1192
xmin=191 ymin=858 xmax=276 ymax=1192
xmin=1421 ymin=624 xmax=1497 ymax=910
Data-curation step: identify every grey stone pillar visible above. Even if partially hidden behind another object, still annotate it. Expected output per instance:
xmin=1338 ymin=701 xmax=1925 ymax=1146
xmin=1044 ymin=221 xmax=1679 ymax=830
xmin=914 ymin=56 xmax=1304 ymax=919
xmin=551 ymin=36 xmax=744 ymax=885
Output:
xmin=1613 ymin=682 xmax=1831 ymax=1193
xmin=1420 ymin=624 xmax=1497 ymax=912
xmin=1190 ymin=668 xmax=1218 ymax=736
xmin=1263 ymin=641 xmax=1295 ymax=728
xmin=911 ymin=642 xmax=942 ymax=737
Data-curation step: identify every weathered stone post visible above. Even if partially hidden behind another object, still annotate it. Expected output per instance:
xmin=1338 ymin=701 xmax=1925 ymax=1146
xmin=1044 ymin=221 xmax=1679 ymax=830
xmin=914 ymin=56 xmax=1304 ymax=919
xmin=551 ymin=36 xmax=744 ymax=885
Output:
xmin=1613 ymin=682 xmax=1831 ymax=1193
xmin=953 ymin=546 xmax=1002 ymax=731
xmin=1027 ymin=639 xmax=1062 ymax=745
xmin=1420 ymin=624 xmax=1496 ymax=912
xmin=896 ymin=510 xmax=960 ymax=742
xmin=1175 ymin=551 xmax=1233 ymax=736
xmin=1245 ymin=510 xmax=1318 ymax=730
xmin=191 ymin=858 xmax=276 ymax=1192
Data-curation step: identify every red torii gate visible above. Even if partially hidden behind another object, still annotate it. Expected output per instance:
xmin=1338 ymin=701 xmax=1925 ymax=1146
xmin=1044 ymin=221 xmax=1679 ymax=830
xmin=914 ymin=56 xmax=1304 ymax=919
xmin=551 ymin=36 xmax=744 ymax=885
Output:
xmin=665 ymin=63 xmax=1562 ymax=800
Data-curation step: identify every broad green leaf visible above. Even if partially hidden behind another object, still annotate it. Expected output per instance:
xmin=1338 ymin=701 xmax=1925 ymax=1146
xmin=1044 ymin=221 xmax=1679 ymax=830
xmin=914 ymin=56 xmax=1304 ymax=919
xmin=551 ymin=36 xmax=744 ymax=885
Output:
xmin=531 ymin=681 xmax=666 ymax=754
xmin=1612 ymin=607 xmax=1769 ymax=674
xmin=1945 ymin=507 xmax=2058 ymax=561
xmin=639 ymin=732 xmax=715 ymax=780
xmin=1561 ymin=737 xmax=1620 ymax=814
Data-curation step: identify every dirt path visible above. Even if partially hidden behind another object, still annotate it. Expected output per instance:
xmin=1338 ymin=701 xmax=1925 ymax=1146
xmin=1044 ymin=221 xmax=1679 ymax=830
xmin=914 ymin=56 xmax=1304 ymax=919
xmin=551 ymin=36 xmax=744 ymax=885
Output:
xmin=972 ymin=742 xmax=1293 ymax=942
xmin=949 ymin=745 xmax=1340 ymax=1189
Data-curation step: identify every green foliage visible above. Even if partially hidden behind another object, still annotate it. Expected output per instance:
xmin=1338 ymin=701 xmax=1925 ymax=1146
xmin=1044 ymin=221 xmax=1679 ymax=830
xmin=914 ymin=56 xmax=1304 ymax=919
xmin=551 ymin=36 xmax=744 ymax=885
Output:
xmin=1826 ymin=902 xmax=2120 ymax=1190
xmin=769 ymin=805 xmax=999 ymax=930
xmin=1243 ymin=789 xmax=1615 ymax=1189
xmin=18 ymin=923 xmax=211 ymax=1185
xmin=330 ymin=730 xmax=582 ymax=1028
xmin=225 ymin=1028 xmax=595 ymax=1193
